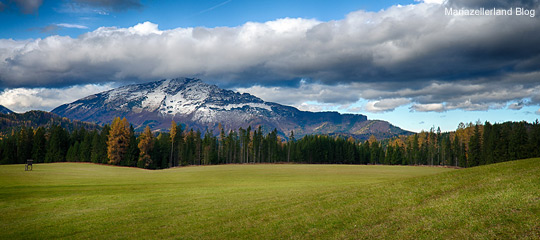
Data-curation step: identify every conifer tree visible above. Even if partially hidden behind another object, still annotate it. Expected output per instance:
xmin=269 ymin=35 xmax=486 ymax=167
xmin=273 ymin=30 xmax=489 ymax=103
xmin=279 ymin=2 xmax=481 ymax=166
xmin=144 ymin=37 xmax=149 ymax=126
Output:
xmin=79 ymin=132 xmax=93 ymax=162
xmin=468 ymin=124 xmax=482 ymax=167
xmin=125 ymin=125 xmax=139 ymax=166
xmin=32 ymin=127 xmax=46 ymax=163
xmin=107 ymin=117 xmax=131 ymax=165
xmin=16 ymin=127 xmax=33 ymax=164
xmin=45 ymin=125 xmax=69 ymax=163
xmin=91 ymin=125 xmax=109 ymax=164
xmin=170 ymin=120 xmax=177 ymax=168
xmin=138 ymin=126 xmax=154 ymax=168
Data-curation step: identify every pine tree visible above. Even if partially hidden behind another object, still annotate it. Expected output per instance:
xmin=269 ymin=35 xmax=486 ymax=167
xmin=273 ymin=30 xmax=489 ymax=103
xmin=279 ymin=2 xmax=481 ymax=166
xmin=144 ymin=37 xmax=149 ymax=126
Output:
xmin=125 ymin=125 xmax=139 ymax=167
xmin=79 ymin=132 xmax=93 ymax=162
xmin=468 ymin=124 xmax=482 ymax=167
xmin=482 ymin=122 xmax=495 ymax=164
xmin=91 ymin=125 xmax=109 ymax=164
xmin=16 ymin=127 xmax=33 ymax=164
xmin=66 ymin=142 xmax=81 ymax=162
xmin=45 ymin=125 xmax=69 ymax=163
xmin=452 ymin=134 xmax=460 ymax=167
xmin=288 ymin=131 xmax=295 ymax=163
xmin=195 ymin=129 xmax=202 ymax=165
xmin=32 ymin=127 xmax=46 ymax=163
xmin=370 ymin=140 xmax=379 ymax=164
xmin=529 ymin=119 xmax=540 ymax=157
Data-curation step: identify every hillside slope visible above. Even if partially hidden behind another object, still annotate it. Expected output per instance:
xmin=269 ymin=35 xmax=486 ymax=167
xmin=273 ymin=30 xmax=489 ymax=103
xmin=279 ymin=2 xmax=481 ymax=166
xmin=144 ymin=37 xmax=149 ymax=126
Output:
xmin=0 ymin=159 xmax=538 ymax=239
xmin=0 ymin=105 xmax=13 ymax=114
xmin=0 ymin=110 xmax=101 ymax=134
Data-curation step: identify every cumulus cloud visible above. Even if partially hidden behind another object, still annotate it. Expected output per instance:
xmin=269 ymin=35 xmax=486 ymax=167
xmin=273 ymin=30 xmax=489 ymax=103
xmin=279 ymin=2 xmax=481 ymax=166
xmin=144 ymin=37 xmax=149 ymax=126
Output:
xmin=411 ymin=103 xmax=445 ymax=112
xmin=0 ymin=84 xmax=114 ymax=112
xmin=508 ymin=101 xmax=525 ymax=110
xmin=365 ymin=98 xmax=411 ymax=113
xmin=237 ymin=78 xmax=540 ymax=114
xmin=1 ymin=0 xmax=539 ymax=112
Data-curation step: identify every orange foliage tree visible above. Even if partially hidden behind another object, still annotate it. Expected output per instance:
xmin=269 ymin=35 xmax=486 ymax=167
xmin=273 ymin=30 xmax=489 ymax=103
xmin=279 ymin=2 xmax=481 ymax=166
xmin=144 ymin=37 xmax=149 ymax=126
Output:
xmin=107 ymin=117 xmax=131 ymax=165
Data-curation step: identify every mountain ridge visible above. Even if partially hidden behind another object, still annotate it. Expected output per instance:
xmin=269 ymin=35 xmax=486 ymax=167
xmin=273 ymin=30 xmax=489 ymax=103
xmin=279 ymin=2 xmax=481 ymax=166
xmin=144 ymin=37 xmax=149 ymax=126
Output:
xmin=0 ymin=110 xmax=101 ymax=134
xmin=0 ymin=105 xmax=13 ymax=114
xmin=52 ymin=78 xmax=412 ymax=140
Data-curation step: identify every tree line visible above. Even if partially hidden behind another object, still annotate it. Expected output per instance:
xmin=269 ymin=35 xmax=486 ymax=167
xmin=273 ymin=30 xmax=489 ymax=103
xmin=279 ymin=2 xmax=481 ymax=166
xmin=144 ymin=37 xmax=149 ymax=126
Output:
xmin=1 ymin=117 xmax=539 ymax=168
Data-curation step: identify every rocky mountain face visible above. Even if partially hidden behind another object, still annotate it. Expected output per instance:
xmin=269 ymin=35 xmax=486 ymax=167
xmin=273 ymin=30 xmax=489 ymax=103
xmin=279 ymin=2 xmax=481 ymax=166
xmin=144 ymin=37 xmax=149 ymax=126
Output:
xmin=52 ymin=78 xmax=411 ymax=140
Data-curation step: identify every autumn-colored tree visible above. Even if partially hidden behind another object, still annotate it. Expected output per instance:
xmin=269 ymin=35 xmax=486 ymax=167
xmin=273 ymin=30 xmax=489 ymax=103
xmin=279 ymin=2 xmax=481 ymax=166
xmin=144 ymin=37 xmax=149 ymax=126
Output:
xmin=169 ymin=120 xmax=177 ymax=168
xmin=138 ymin=126 xmax=154 ymax=168
xmin=107 ymin=117 xmax=131 ymax=165
xmin=368 ymin=135 xmax=377 ymax=145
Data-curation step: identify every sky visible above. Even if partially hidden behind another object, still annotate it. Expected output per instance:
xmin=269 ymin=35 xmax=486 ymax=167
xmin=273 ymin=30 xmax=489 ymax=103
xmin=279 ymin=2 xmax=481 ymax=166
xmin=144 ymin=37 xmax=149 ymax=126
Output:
xmin=0 ymin=0 xmax=539 ymax=132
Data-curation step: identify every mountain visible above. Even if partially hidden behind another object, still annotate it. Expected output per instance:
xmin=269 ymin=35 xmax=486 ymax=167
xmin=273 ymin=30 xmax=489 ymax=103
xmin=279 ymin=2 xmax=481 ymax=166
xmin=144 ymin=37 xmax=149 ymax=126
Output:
xmin=0 ymin=105 xmax=13 ymax=114
xmin=0 ymin=110 xmax=101 ymax=134
xmin=52 ymin=78 xmax=412 ymax=140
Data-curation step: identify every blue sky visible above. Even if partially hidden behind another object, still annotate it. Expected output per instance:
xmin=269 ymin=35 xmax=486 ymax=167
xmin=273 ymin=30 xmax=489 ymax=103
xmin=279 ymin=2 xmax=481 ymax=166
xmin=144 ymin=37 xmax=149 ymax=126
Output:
xmin=1 ymin=0 xmax=539 ymax=132
xmin=0 ymin=0 xmax=417 ymax=39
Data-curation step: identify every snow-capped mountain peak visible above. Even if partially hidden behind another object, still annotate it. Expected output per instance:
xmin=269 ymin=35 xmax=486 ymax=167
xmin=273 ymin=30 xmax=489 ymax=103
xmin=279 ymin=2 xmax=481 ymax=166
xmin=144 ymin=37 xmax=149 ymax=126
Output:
xmin=52 ymin=78 xmax=411 ymax=140
xmin=94 ymin=78 xmax=270 ymax=119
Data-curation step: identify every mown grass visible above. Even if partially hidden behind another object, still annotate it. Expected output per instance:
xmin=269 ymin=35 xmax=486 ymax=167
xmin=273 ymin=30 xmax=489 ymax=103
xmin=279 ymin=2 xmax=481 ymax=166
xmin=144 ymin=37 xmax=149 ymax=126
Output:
xmin=0 ymin=160 xmax=538 ymax=239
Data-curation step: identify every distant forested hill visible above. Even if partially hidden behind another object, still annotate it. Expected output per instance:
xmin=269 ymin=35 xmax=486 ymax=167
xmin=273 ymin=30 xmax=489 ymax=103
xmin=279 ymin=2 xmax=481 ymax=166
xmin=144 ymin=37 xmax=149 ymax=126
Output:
xmin=0 ymin=111 xmax=100 ymax=135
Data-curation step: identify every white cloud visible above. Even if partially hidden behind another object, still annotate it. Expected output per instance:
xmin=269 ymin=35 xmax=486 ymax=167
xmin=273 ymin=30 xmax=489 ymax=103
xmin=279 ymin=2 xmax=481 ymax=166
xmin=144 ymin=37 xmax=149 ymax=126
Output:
xmin=0 ymin=84 xmax=114 ymax=112
xmin=128 ymin=21 xmax=162 ymax=35
xmin=508 ymin=101 xmax=524 ymax=110
xmin=411 ymin=103 xmax=445 ymax=112
xmin=235 ymin=81 xmax=359 ymax=107
xmin=57 ymin=23 xmax=88 ymax=29
xmin=364 ymin=98 xmax=411 ymax=113
xmin=0 ymin=0 xmax=539 ymax=113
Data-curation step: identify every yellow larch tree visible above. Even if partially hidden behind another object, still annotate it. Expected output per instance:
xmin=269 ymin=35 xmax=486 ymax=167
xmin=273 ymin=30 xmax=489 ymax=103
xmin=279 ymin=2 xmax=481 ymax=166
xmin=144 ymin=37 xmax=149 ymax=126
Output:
xmin=107 ymin=117 xmax=131 ymax=165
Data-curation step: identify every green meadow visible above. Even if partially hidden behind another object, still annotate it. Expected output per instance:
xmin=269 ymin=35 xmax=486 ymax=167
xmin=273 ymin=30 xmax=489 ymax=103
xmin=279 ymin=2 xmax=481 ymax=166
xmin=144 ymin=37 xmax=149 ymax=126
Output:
xmin=0 ymin=160 xmax=538 ymax=239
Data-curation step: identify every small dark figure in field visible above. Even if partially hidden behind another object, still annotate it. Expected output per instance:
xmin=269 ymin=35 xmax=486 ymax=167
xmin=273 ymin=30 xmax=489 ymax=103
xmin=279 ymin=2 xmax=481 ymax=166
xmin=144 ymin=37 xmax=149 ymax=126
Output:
xmin=25 ymin=159 xmax=33 ymax=171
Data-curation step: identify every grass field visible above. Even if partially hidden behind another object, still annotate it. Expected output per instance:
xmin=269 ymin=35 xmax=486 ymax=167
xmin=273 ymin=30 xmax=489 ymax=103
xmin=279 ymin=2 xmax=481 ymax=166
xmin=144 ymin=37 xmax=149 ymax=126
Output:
xmin=0 ymin=160 xmax=538 ymax=239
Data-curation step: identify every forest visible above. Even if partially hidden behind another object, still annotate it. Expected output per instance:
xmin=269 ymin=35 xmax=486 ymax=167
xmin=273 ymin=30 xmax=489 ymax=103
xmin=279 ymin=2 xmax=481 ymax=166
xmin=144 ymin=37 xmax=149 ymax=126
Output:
xmin=1 ymin=117 xmax=539 ymax=169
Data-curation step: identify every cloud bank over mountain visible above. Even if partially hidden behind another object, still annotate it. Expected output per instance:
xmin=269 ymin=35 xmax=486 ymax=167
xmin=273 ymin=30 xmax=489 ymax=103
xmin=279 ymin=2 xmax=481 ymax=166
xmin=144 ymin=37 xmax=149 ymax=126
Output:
xmin=1 ymin=0 xmax=539 ymax=114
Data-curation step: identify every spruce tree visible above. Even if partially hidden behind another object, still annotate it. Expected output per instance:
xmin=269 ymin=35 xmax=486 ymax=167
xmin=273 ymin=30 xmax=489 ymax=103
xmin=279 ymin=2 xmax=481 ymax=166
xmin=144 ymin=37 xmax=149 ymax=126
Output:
xmin=468 ymin=124 xmax=482 ymax=167
xmin=32 ymin=127 xmax=46 ymax=163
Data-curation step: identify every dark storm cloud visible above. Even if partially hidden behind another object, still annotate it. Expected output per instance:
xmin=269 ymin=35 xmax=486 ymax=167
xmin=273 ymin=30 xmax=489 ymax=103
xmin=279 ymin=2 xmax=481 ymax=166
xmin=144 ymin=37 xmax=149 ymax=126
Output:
xmin=1 ymin=0 xmax=540 ymax=113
